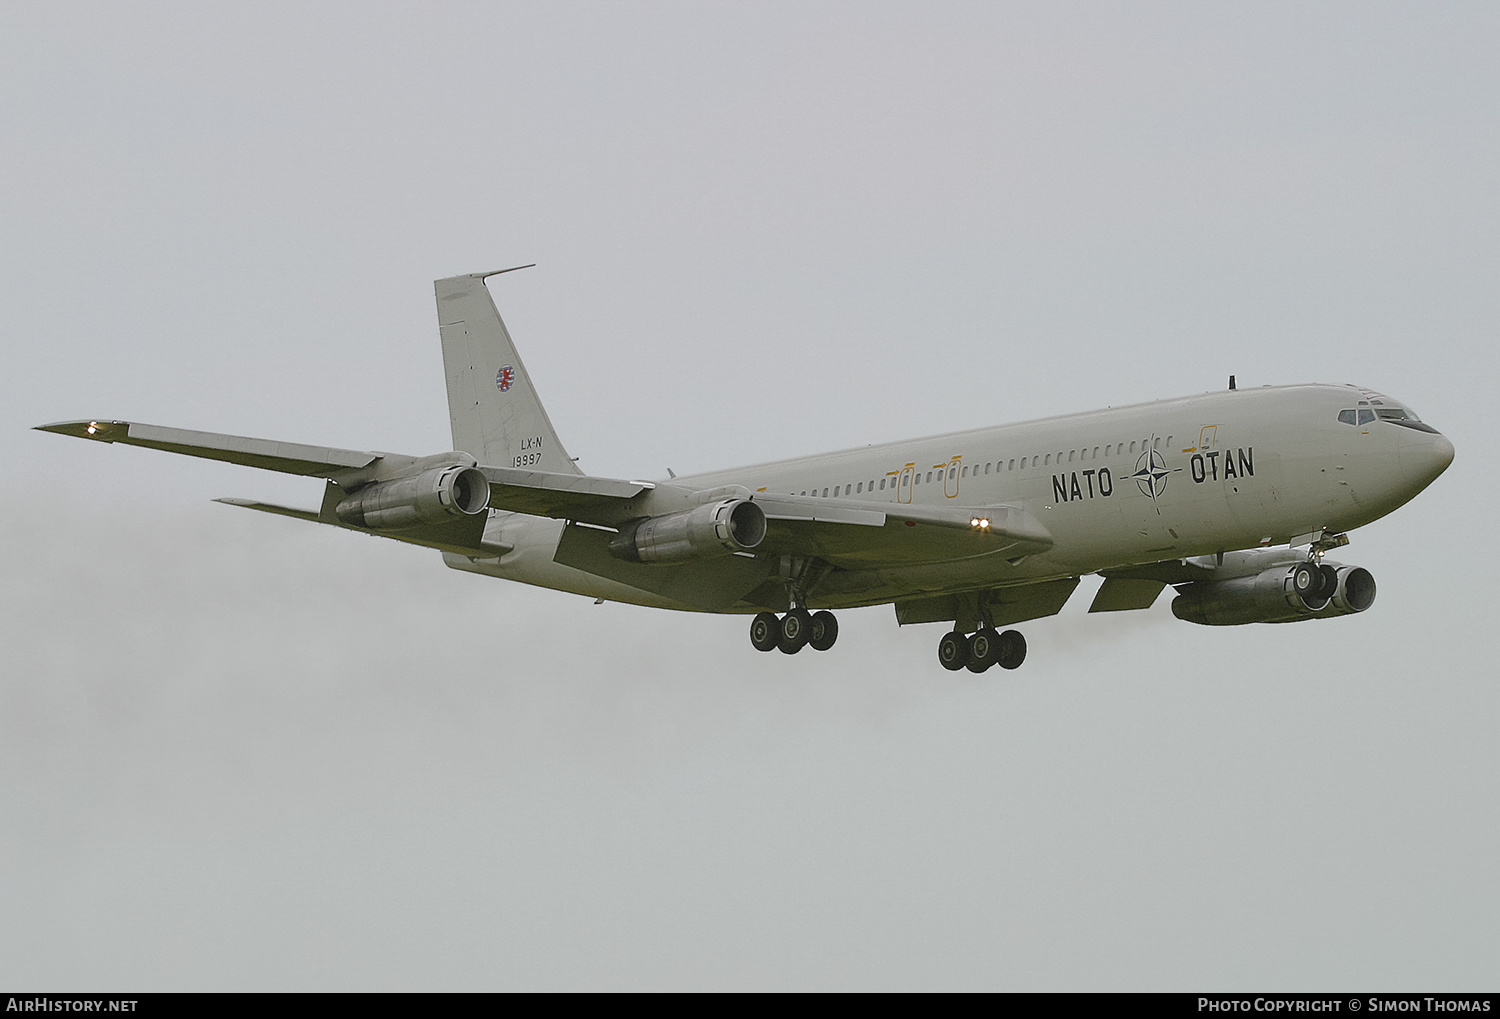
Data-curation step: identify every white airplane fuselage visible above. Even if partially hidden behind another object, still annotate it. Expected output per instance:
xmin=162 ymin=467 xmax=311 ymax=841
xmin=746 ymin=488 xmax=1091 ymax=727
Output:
xmin=450 ymin=382 xmax=1454 ymax=613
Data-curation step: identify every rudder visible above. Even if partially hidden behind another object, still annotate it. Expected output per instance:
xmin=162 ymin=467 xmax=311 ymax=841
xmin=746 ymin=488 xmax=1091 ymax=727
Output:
xmin=435 ymin=269 xmax=580 ymax=475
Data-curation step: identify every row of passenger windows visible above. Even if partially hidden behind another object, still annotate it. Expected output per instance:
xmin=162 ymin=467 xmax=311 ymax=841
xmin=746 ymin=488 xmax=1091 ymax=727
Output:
xmin=792 ymin=435 xmax=1175 ymax=498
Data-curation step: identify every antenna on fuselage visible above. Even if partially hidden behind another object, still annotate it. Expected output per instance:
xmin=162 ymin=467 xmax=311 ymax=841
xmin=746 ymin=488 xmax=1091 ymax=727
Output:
xmin=1229 ymin=375 xmax=1237 ymax=391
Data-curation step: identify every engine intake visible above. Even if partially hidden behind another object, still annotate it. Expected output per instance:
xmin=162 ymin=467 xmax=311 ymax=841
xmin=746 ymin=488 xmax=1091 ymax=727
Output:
xmin=1172 ymin=563 xmax=1375 ymax=626
xmin=335 ymin=465 xmax=489 ymax=530
xmin=609 ymin=499 xmax=767 ymax=563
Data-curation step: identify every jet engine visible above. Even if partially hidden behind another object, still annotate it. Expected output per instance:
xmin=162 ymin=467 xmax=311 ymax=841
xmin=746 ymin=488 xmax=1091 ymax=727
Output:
xmin=335 ymin=465 xmax=490 ymax=530
xmin=1172 ymin=562 xmax=1376 ymax=626
xmin=608 ymin=499 xmax=767 ymax=563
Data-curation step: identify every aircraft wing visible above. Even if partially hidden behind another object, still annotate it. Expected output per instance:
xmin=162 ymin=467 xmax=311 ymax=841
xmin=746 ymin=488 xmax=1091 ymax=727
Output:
xmin=35 ymin=419 xmax=379 ymax=476
xmin=477 ymin=465 xmax=653 ymax=524
xmin=480 ymin=471 xmax=1054 ymax=565
xmin=37 ymin=419 xmax=1051 ymax=566
xmin=750 ymin=494 xmax=1052 ymax=565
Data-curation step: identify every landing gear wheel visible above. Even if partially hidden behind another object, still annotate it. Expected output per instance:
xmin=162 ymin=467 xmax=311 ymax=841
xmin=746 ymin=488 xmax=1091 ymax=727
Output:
xmin=1290 ymin=563 xmax=1318 ymax=597
xmin=809 ymin=610 xmax=839 ymax=652
xmin=996 ymin=629 xmax=1027 ymax=670
xmin=966 ymin=627 xmax=1000 ymax=673
xmin=778 ymin=608 xmax=812 ymax=654
xmin=750 ymin=612 xmax=780 ymax=652
xmin=937 ymin=630 xmax=970 ymax=671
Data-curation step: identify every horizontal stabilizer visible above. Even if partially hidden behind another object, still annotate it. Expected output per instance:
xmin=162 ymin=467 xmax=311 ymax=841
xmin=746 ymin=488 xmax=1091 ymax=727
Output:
xmin=36 ymin=420 xmax=378 ymax=477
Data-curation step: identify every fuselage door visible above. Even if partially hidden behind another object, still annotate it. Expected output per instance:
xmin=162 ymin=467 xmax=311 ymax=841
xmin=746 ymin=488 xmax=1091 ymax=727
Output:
xmin=945 ymin=456 xmax=961 ymax=499
xmin=897 ymin=463 xmax=915 ymax=504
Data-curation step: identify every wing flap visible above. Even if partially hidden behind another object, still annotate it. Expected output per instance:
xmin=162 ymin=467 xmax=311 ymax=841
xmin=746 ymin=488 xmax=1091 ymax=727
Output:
xmin=478 ymin=465 xmax=652 ymax=524
xmin=1088 ymin=577 xmax=1168 ymax=612
xmin=894 ymin=577 xmax=1081 ymax=628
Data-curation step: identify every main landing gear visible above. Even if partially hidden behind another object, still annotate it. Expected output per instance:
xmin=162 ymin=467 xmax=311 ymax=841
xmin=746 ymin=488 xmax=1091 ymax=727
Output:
xmin=750 ymin=610 xmax=839 ymax=655
xmin=938 ymin=627 xmax=1026 ymax=673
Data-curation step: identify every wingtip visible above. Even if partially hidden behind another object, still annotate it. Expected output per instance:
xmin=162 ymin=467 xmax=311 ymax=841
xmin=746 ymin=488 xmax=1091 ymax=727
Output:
xmin=34 ymin=419 xmax=127 ymax=440
xmin=477 ymin=264 xmax=536 ymax=280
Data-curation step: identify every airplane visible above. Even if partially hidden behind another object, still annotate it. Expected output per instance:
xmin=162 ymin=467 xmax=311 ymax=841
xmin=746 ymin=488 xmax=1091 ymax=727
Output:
xmin=36 ymin=268 xmax=1455 ymax=672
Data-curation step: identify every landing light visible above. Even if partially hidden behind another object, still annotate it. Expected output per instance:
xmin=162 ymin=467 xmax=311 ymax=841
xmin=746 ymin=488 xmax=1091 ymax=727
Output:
xmin=971 ymin=517 xmax=991 ymax=530
xmin=86 ymin=422 xmax=98 ymax=435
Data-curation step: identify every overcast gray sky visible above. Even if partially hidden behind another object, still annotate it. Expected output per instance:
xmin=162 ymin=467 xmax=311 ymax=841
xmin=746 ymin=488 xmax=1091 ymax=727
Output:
xmin=2 ymin=1 xmax=1496 ymax=991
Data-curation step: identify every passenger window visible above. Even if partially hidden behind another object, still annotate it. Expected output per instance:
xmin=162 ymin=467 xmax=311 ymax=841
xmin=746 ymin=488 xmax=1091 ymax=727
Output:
xmin=1338 ymin=410 xmax=1357 ymax=425
xmin=1020 ymin=457 xmax=1027 ymax=468
xmin=856 ymin=482 xmax=863 ymax=493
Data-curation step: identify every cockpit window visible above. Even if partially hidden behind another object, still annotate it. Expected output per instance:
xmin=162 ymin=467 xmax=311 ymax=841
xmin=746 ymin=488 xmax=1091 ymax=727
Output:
xmin=1354 ymin=389 xmax=1442 ymax=433
xmin=1338 ymin=410 xmax=1357 ymax=425
xmin=1368 ymin=399 xmax=1422 ymax=422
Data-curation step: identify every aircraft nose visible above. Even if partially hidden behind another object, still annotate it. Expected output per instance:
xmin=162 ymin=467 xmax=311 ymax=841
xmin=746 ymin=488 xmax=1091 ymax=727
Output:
xmin=1400 ymin=431 xmax=1454 ymax=491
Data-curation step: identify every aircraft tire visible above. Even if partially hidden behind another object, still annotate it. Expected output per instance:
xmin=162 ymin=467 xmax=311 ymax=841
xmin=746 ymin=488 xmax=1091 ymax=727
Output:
xmin=809 ymin=611 xmax=839 ymax=652
xmin=938 ymin=630 xmax=969 ymax=671
xmin=966 ymin=628 xmax=1000 ymax=673
xmin=778 ymin=608 xmax=812 ymax=654
xmin=997 ymin=629 xmax=1027 ymax=670
xmin=750 ymin=612 xmax=780 ymax=652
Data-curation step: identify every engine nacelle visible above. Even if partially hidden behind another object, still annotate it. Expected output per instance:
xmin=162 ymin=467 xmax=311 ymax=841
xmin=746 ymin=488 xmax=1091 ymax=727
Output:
xmin=1172 ymin=563 xmax=1376 ymax=626
xmin=335 ymin=465 xmax=490 ymax=530
xmin=608 ymin=499 xmax=767 ymax=563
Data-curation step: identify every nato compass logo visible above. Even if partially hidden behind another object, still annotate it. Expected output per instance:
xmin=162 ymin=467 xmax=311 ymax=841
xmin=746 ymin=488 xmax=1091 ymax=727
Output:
xmin=1127 ymin=435 xmax=1182 ymax=511
xmin=496 ymin=365 xmax=515 ymax=392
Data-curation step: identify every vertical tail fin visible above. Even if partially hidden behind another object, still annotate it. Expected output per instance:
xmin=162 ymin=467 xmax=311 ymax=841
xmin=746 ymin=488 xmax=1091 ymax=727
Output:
xmin=435 ymin=269 xmax=581 ymax=475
